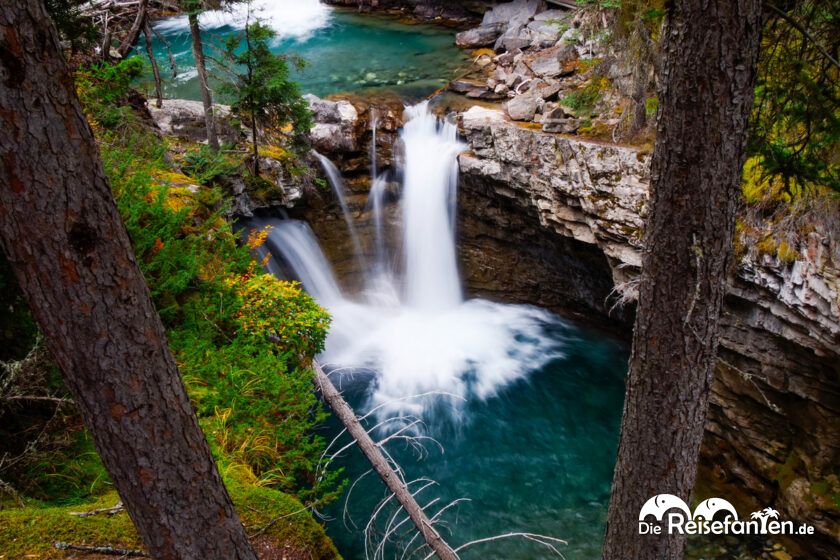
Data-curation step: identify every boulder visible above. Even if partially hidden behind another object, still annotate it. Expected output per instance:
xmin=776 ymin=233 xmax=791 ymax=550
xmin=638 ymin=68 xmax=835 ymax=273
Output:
xmin=505 ymin=94 xmax=539 ymax=121
xmin=532 ymin=81 xmax=562 ymax=100
xmin=455 ymin=23 xmax=506 ymax=48
xmin=526 ymin=49 xmax=562 ymax=77
xmin=527 ymin=20 xmax=564 ymax=48
xmin=310 ymin=123 xmax=357 ymax=153
xmin=149 ymin=99 xmax=240 ymax=145
xmin=494 ymin=25 xmax=533 ymax=53
xmin=542 ymin=116 xmax=581 ymax=134
xmin=482 ymin=0 xmax=541 ymax=26
xmin=304 ymin=94 xmax=358 ymax=126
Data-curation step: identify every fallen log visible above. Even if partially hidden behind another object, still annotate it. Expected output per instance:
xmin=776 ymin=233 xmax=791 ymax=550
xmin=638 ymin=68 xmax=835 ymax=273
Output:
xmin=312 ymin=362 xmax=459 ymax=560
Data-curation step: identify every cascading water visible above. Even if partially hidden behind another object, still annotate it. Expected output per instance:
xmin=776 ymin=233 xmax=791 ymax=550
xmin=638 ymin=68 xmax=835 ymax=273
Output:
xmin=314 ymin=153 xmax=365 ymax=264
xmin=400 ymin=103 xmax=464 ymax=310
xmin=242 ymin=102 xmax=628 ymax=558
xmin=244 ymin=102 xmax=563 ymax=413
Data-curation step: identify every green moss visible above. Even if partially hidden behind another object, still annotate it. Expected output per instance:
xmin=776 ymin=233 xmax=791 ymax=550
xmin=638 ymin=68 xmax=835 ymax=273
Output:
xmin=776 ymin=240 xmax=798 ymax=264
xmin=645 ymin=96 xmax=658 ymax=117
xmin=0 ymin=479 xmax=341 ymax=559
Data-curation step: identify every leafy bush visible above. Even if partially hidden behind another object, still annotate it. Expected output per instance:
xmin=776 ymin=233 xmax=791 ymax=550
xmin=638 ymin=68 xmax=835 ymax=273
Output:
xmin=561 ymin=77 xmax=609 ymax=117
xmin=181 ymin=145 xmax=241 ymax=186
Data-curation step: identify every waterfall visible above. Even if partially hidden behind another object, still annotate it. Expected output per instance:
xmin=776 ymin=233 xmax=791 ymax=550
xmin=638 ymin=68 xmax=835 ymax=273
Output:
xmin=242 ymin=103 xmax=562 ymax=417
xmin=400 ymin=102 xmax=465 ymax=310
xmin=261 ymin=220 xmax=344 ymax=305
xmin=315 ymin=153 xmax=365 ymax=263
xmin=367 ymin=175 xmax=388 ymax=273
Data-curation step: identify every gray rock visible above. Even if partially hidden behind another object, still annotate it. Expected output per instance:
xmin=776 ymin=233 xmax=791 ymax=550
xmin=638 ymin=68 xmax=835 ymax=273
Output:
xmin=467 ymin=89 xmax=507 ymax=101
xmin=495 ymin=49 xmax=519 ymax=66
xmin=450 ymin=78 xmax=488 ymax=94
xmin=310 ymin=123 xmax=357 ymax=153
xmin=304 ymin=94 xmax=358 ymax=126
xmin=482 ymin=0 xmax=542 ymax=26
xmin=505 ymin=94 xmax=539 ymax=121
xmin=556 ymin=42 xmax=579 ymax=64
xmin=542 ymin=118 xmax=581 ymax=134
xmin=532 ymin=82 xmax=562 ymax=100
xmin=149 ymin=99 xmax=240 ymax=145
xmin=494 ymin=29 xmax=533 ymax=53
xmin=455 ymin=23 xmax=506 ymax=48
xmin=526 ymin=50 xmax=562 ymax=77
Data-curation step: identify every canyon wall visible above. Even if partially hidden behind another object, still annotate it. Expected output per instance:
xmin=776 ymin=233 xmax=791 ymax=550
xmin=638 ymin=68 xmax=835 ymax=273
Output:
xmin=456 ymin=105 xmax=840 ymax=558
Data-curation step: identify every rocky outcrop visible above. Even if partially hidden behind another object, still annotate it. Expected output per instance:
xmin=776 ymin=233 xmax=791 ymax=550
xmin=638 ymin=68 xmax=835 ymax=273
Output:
xmin=457 ymin=105 xmax=840 ymax=558
xmin=148 ymin=99 xmax=242 ymax=145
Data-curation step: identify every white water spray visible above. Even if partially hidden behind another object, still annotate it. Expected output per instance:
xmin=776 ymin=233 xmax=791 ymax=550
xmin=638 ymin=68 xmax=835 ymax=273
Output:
xmin=153 ymin=0 xmax=332 ymax=42
xmin=244 ymin=103 xmax=562 ymax=416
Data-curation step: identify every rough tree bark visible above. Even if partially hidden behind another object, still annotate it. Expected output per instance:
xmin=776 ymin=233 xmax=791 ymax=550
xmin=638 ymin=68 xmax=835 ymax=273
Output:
xmin=188 ymin=10 xmax=220 ymax=151
xmin=313 ymin=363 xmax=459 ymax=560
xmin=602 ymin=1 xmax=764 ymax=559
xmin=0 ymin=2 xmax=257 ymax=559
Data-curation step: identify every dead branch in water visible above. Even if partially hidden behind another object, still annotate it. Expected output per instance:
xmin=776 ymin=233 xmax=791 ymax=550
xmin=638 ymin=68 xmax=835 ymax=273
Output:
xmin=313 ymin=362 xmax=459 ymax=560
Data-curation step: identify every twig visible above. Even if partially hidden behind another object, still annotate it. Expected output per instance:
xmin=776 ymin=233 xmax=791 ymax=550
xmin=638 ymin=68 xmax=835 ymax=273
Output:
xmin=766 ymin=3 xmax=840 ymax=70
xmin=422 ymin=532 xmax=568 ymax=560
xmin=247 ymin=505 xmax=310 ymax=539
xmin=69 ymin=501 xmax=124 ymax=517
xmin=54 ymin=542 xmax=148 ymax=557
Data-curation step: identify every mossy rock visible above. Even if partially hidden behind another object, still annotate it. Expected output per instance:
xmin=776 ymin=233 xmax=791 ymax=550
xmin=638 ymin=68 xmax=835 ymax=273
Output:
xmin=0 ymin=482 xmax=341 ymax=559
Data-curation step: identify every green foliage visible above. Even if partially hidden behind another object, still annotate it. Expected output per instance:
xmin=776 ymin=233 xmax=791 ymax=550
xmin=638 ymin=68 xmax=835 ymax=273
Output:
xmin=576 ymin=0 xmax=621 ymax=8
xmin=44 ymin=0 xmax=96 ymax=51
xmin=98 ymin=141 xmax=339 ymax=504
xmin=561 ymin=77 xmax=608 ymax=117
xmin=75 ymin=58 xmax=145 ymax=129
xmin=645 ymin=96 xmax=658 ymax=117
xmin=181 ymin=145 xmax=241 ymax=186
xmin=748 ymin=0 xmax=840 ymax=200
xmin=220 ymin=11 xmax=313 ymax=157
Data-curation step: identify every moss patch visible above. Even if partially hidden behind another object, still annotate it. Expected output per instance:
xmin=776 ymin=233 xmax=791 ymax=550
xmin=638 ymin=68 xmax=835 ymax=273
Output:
xmin=0 ymin=480 xmax=340 ymax=560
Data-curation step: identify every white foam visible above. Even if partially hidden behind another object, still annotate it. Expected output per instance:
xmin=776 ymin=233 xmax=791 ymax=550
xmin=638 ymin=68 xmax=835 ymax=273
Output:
xmin=153 ymin=0 xmax=332 ymax=42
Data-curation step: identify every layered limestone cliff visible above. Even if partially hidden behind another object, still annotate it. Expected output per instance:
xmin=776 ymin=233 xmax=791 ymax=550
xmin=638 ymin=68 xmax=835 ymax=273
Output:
xmin=457 ymin=105 xmax=840 ymax=557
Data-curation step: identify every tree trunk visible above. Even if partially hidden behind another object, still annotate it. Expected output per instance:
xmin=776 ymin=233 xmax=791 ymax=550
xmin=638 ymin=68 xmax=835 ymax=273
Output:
xmin=188 ymin=11 xmax=219 ymax=151
xmin=117 ymin=0 xmax=148 ymax=59
xmin=143 ymin=20 xmax=163 ymax=108
xmin=0 ymin=3 xmax=257 ymax=560
xmin=313 ymin=364 xmax=458 ymax=560
xmin=602 ymin=1 xmax=763 ymax=560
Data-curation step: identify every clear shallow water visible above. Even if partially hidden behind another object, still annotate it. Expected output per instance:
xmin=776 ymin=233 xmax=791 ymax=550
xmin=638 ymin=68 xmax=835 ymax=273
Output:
xmin=320 ymin=323 xmax=627 ymax=559
xmin=142 ymin=0 xmax=470 ymax=100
